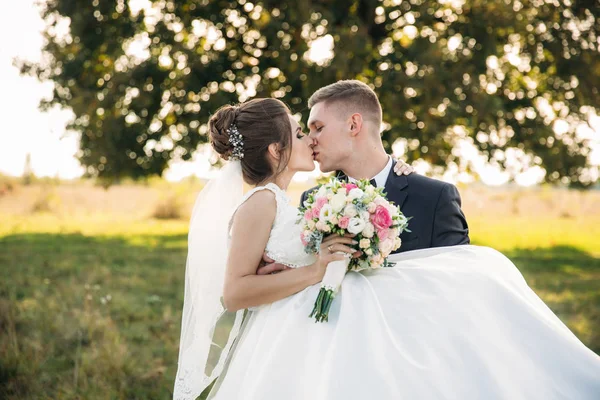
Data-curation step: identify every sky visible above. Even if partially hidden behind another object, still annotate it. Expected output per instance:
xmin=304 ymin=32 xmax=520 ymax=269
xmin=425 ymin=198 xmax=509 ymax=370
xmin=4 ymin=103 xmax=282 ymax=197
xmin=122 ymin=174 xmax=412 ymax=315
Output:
xmin=1 ymin=0 xmax=598 ymax=185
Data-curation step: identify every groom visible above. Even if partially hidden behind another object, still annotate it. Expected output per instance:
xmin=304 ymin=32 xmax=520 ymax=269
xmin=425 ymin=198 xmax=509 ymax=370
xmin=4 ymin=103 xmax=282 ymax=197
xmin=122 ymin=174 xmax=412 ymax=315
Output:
xmin=258 ymin=80 xmax=469 ymax=274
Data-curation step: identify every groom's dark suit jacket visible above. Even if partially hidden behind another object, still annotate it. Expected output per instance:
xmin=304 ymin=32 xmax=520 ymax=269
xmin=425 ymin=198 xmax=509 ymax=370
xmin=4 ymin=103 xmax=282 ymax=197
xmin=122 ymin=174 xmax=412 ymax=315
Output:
xmin=300 ymin=160 xmax=470 ymax=254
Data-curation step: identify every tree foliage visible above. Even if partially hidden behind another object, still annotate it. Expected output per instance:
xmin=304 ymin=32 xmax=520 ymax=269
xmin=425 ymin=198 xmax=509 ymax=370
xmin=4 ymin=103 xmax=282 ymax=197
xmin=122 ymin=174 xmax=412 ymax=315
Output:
xmin=20 ymin=0 xmax=600 ymax=185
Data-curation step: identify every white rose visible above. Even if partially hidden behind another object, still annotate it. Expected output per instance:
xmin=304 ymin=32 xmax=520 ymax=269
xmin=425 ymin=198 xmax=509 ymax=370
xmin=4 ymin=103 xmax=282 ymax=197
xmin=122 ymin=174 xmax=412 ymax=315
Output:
xmin=319 ymin=204 xmax=334 ymax=221
xmin=330 ymin=215 xmax=339 ymax=225
xmin=379 ymin=238 xmax=395 ymax=255
xmin=330 ymin=192 xmax=347 ymax=212
xmin=367 ymin=202 xmax=377 ymax=213
xmin=362 ymin=222 xmax=375 ymax=238
xmin=322 ymin=223 xmax=332 ymax=233
xmin=344 ymin=204 xmax=358 ymax=217
xmin=348 ymin=188 xmax=364 ymax=200
xmin=347 ymin=217 xmax=366 ymax=234
xmin=315 ymin=220 xmax=327 ymax=231
xmin=364 ymin=248 xmax=373 ymax=256
xmin=317 ymin=186 xmax=327 ymax=197
xmin=365 ymin=185 xmax=375 ymax=195
xmin=394 ymin=237 xmax=402 ymax=250
xmin=359 ymin=238 xmax=371 ymax=249
xmin=307 ymin=219 xmax=316 ymax=230
xmin=371 ymin=254 xmax=384 ymax=266
xmin=374 ymin=196 xmax=387 ymax=206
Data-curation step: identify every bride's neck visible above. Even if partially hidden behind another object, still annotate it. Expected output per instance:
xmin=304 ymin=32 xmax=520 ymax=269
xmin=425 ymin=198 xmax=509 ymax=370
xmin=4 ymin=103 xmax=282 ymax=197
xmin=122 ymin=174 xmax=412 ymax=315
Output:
xmin=257 ymin=170 xmax=294 ymax=191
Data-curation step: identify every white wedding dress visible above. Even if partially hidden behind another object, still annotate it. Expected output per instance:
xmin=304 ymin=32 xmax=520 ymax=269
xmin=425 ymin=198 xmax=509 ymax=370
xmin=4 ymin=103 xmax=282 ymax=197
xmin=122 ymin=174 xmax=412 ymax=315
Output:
xmin=208 ymin=183 xmax=600 ymax=400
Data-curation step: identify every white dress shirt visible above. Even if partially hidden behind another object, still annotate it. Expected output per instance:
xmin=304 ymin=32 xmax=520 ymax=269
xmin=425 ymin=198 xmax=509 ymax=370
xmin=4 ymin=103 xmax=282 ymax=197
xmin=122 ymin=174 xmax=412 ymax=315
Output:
xmin=348 ymin=156 xmax=392 ymax=188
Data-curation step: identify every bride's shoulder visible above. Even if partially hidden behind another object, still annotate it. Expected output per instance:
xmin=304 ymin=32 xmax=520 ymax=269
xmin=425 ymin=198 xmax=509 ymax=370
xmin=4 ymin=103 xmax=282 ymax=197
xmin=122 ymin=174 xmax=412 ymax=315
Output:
xmin=231 ymin=187 xmax=278 ymax=227
xmin=240 ymin=188 xmax=277 ymax=211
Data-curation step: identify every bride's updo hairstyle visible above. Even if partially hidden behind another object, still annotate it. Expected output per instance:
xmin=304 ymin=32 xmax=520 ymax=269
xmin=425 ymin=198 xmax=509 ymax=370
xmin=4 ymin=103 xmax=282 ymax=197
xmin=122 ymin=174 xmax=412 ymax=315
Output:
xmin=209 ymin=98 xmax=293 ymax=185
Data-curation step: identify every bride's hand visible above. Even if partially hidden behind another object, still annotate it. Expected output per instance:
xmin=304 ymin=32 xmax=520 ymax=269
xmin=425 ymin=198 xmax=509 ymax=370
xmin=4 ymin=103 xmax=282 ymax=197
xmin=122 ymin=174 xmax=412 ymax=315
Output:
xmin=392 ymin=158 xmax=414 ymax=176
xmin=310 ymin=236 xmax=357 ymax=281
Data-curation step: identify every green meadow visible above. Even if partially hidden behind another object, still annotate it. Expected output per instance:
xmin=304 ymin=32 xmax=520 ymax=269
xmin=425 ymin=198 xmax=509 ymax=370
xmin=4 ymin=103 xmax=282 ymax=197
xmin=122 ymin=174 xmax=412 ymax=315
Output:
xmin=1 ymin=182 xmax=599 ymax=399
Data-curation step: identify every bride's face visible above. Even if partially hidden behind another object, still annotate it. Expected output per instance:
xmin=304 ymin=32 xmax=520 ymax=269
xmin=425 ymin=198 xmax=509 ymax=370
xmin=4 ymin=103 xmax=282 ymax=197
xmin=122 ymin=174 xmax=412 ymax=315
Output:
xmin=285 ymin=114 xmax=316 ymax=173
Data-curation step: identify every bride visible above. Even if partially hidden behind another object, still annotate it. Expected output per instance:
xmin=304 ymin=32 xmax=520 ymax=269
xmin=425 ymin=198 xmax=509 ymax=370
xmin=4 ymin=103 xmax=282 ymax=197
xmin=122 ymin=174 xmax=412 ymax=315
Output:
xmin=173 ymin=98 xmax=600 ymax=400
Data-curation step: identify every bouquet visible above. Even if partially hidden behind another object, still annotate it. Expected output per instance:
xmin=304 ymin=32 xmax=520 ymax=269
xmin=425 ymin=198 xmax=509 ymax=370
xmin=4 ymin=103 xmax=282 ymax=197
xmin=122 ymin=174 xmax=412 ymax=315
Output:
xmin=298 ymin=178 xmax=410 ymax=322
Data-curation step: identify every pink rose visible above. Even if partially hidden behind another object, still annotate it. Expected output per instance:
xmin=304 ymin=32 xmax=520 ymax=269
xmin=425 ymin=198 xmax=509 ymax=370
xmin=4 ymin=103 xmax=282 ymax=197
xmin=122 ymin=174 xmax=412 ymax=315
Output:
xmin=304 ymin=209 xmax=313 ymax=221
xmin=371 ymin=205 xmax=393 ymax=230
xmin=338 ymin=216 xmax=350 ymax=229
xmin=344 ymin=183 xmax=358 ymax=194
xmin=313 ymin=197 xmax=328 ymax=216
xmin=377 ymin=228 xmax=389 ymax=241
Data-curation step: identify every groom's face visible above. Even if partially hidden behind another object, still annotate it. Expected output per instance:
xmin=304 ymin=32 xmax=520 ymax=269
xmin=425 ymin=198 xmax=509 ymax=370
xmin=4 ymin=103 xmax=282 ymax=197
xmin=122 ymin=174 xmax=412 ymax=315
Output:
xmin=307 ymin=101 xmax=352 ymax=173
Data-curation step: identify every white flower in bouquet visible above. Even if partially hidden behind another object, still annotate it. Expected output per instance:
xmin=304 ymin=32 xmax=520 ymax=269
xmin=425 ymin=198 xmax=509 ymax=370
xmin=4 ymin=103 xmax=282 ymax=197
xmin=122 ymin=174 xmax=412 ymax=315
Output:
xmin=347 ymin=217 xmax=366 ymax=234
xmin=364 ymin=248 xmax=373 ymax=256
xmin=359 ymin=210 xmax=370 ymax=222
xmin=379 ymin=238 xmax=396 ymax=255
xmin=362 ymin=222 xmax=375 ymax=238
xmin=359 ymin=238 xmax=371 ymax=249
xmin=316 ymin=186 xmax=327 ymax=198
xmin=348 ymin=188 xmax=364 ymax=200
xmin=319 ymin=204 xmax=334 ymax=222
xmin=367 ymin=202 xmax=377 ymax=213
xmin=344 ymin=204 xmax=358 ymax=217
xmin=371 ymin=253 xmax=384 ymax=266
xmin=315 ymin=220 xmax=327 ymax=231
xmin=374 ymin=196 xmax=387 ymax=206
xmin=394 ymin=237 xmax=402 ymax=250
xmin=307 ymin=219 xmax=316 ymax=230
xmin=330 ymin=192 xmax=347 ymax=212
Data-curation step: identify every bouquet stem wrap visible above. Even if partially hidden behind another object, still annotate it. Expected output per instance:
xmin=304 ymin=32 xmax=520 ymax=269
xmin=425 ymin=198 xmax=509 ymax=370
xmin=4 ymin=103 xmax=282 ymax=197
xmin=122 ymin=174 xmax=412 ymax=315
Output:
xmin=309 ymin=253 xmax=351 ymax=323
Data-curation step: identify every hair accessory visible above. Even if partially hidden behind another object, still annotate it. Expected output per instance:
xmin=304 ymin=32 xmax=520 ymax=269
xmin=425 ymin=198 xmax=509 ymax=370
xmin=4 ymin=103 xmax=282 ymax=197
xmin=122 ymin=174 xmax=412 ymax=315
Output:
xmin=227 ymin=123 xmax=244 ymax=161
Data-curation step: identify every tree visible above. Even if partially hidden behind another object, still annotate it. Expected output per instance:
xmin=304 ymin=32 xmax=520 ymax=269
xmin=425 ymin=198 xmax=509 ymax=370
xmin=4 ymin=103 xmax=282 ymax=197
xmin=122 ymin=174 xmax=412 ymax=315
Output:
xmin=19 ymin=0 xmax=600 ymax=186
xmin=22 ymin=153 xmax=34 ymax=185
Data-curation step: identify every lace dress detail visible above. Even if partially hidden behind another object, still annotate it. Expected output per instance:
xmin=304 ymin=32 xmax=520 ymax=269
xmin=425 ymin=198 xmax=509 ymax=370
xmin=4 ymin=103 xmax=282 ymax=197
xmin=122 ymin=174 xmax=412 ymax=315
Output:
xmin=229 ymin=183 xmax=316 ymax=269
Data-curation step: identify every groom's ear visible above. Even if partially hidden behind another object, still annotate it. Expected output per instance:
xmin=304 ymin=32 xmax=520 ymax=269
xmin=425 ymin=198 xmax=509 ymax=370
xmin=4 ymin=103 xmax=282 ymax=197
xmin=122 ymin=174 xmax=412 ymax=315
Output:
xmin=349 ymin=113 xmax=363 ymax=137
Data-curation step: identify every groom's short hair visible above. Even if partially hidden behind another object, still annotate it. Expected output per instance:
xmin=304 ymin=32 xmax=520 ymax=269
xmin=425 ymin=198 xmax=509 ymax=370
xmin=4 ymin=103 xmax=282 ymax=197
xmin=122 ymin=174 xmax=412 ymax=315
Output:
xmin=308 ymin=80 xmax=382 ymax=125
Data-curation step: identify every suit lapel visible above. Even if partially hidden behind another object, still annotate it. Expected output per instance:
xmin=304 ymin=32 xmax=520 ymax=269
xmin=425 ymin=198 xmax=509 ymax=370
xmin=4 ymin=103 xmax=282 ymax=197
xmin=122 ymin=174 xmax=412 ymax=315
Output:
xmin=334 ymin=170 xmax=347 ymax=182
xmin=383 ymin=160 xmax=409 ymax=209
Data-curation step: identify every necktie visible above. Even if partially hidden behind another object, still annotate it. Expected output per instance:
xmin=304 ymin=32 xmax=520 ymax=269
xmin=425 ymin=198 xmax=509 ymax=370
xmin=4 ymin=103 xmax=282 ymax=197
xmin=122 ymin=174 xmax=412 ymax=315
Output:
xmin=369 ymin=178 xmax=377 ymax=188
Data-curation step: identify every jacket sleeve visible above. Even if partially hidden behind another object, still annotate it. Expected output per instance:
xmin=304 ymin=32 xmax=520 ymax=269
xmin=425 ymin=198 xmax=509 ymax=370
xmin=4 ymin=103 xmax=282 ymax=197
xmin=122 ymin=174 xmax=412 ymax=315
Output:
xmin=300 ymin=190 xmax=308 ymax=207
xmin=431 ymin=184 xmax=470 ymax=247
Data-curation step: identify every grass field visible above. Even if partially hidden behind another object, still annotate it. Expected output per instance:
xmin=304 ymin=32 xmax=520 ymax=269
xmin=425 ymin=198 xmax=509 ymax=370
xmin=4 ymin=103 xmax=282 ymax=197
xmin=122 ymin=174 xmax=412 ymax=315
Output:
xmin=1 ymin=182 xmax=599 ymax=399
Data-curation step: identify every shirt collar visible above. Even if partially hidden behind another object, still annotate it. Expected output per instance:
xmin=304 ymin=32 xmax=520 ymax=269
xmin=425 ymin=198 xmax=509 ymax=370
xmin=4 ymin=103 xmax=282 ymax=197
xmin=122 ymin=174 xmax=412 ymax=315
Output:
xmin=348 ymin=156 xmax=392 ymax=188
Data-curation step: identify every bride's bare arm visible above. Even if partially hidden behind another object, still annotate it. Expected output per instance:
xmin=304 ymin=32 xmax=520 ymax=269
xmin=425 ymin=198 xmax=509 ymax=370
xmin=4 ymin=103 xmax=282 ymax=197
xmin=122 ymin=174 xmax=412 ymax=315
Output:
xmin=223 ymin=190 xmax=352 ymax=312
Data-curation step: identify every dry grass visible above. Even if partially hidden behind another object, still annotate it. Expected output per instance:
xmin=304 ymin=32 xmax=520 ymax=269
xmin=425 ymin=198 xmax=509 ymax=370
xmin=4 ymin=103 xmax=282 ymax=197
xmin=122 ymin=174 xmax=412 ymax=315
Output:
xmin=2 ymin=180 xmax=599 ymax=221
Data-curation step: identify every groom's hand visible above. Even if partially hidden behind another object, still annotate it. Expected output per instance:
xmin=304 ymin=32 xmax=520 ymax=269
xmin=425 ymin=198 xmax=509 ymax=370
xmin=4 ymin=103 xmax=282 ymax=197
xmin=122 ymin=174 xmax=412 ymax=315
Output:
xmin=393 ymin=159 xmax=414 ymax=176
xmin=256 ymin=253 xmax=292 ymax=275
